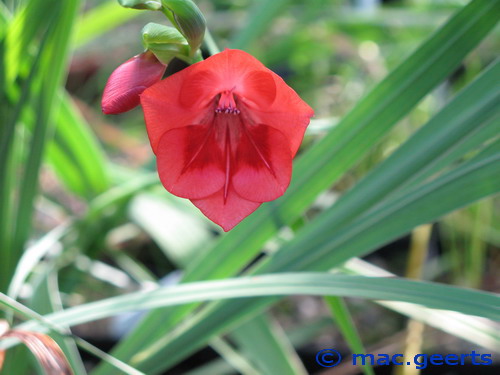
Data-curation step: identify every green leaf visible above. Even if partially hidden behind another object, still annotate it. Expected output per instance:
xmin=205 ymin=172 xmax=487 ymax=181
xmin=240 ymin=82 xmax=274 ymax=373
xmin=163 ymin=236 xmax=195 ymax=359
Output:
xmin=4 ymin=0 xmax=59 ymax=84
xmin=265 ymin=59 xmax=500 ymax=273
xmin=5 ymin=273 xmax=498 ymax=334
xmin=267 ymin=146 xmax=500 ymax=274
xmin=231 ymin=314 xmax=307 ymax=375
xmin=0 ymin=0 xmax=81 ymax=293
xmin=208 ymin=337 xmax=261 ymax=375
xmin=0 ymin=22 xmax=48 ymax=291
xmin=7 ymin=224 xmax=69 ymax=300
xmin=324 ymin=297 xmax=375 ymax=375
xmin=46 ymin=94 xmax=110 ymax=198
xmin=10 ymin=0 xmax=81 ymax=273
xmin=128 ymin=194 xmax=212 ymax=266
xmin=343 ymin=258 xmax=500 ymax=351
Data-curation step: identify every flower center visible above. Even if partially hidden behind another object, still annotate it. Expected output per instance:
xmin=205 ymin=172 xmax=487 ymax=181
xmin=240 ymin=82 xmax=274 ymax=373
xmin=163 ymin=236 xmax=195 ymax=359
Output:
xmin=215 ymin=90 xmax=240 ymax=115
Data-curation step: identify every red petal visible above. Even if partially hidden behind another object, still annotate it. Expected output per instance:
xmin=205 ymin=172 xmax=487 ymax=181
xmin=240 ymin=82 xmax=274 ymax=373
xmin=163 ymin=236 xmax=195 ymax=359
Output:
xmin=191 ymin=187 xmax=261 ymax=231
xmin=141 ymin=49 xmax=313 ymax=154
xmin=243 ymin=74 xmax=314 ymax=156
xmin=188 ymin=49 xmax=271 ymax=87
xmin=238 ymin=70 xmax=276 ymax=109
xmin=141 ymin=49 xmax=266 ymax=153
xmin=178 ymin=69 xmax=220 ymax=109
xmin=156 ymin=125 xmax=226 ymax=199
xmin=102 ymin=52 xmax=166 ymax=115
xmin=232 ymin=124 xmax=292 ymax=202
xmin=140 ymin=49 xmax=314 ymax=230
xmin=140 ymin=66 xmax=213 ymax=154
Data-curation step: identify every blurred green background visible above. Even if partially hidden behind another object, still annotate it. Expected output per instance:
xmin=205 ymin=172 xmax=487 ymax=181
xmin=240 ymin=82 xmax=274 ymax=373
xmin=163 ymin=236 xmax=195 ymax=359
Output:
xmin=0 ymin=0 xmax=499 ymax=374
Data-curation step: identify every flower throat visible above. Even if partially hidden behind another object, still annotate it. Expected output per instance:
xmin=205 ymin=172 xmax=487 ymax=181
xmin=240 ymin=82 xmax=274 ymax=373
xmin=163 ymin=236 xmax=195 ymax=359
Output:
xmin=215 ymin=90 xmax=240 ymax=115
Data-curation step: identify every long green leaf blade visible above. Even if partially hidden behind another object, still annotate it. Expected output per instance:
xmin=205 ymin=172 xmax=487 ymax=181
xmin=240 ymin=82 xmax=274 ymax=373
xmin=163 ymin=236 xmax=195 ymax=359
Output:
xmin=324 ymin=297 xmax=375 ymax=375
xmin=4 ymin=274 xmax=497 ymax=334
xmin=46 ymin=94 xmax=109 ymax=198
xmin=231 ymin=314 xmax=307 ymax=375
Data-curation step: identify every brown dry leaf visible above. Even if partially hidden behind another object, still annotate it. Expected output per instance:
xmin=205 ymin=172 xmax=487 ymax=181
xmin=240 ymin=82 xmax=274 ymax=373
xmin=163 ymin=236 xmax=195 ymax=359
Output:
xmin=0 ymin=319 xmax=9 ymax=370
xmin=0 ymin=319 xmax=73 ymax=375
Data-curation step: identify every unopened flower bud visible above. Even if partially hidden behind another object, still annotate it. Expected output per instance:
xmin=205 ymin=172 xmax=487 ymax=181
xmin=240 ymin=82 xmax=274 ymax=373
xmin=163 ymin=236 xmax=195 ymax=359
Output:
xmin=102 ymin=51 xmax=166 ymax=114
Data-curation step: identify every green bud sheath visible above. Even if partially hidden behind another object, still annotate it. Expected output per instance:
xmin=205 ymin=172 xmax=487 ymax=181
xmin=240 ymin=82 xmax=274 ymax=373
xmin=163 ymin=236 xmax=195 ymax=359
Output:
xmin=142 ymin=23 xmax=191 ymax=64
xmin=161 ymin=0 xmax=206 ymax=54
xmin=142 ymin=22 xmax=187 ymax=45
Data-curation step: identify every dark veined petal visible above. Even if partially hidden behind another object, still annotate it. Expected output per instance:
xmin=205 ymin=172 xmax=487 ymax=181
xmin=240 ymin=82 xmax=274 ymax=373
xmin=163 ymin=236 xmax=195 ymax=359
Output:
xmin=140 ymin=62 xmax=217 ymax=154
xmin=191 ymin=187 xmax=261 ymax=232
xmin=156 ymin=125 xmax=226 ymax=199
xmin=232 ymin=124 xmax=292 ymax=202
xmin=141 ymin=50 xmax=256 ymax=154
xmin=102 ymin=51 xmax=166 ymax=115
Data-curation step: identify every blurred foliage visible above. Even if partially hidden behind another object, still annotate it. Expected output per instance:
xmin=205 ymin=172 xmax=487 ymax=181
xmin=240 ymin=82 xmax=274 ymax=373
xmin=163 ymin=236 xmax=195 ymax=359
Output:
xmin=0 ymin=0 xmax=499 ymax=374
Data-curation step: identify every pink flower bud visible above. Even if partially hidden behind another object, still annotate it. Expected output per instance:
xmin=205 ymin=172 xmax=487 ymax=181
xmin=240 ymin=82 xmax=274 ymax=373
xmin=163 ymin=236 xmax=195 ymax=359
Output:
xmin=102 ymin=51 xmax=166 ymax=115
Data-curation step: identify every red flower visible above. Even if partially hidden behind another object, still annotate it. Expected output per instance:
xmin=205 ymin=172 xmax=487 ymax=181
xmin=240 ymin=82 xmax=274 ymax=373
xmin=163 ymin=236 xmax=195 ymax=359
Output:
xmin=102 ymin=51 xmax=166 ymax=114
xmin=141 ymin=49 xmax=313 ymax=231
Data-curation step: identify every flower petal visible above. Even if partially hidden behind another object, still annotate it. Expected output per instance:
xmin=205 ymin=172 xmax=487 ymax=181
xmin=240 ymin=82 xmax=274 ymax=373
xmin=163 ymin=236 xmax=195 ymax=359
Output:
xmin=140 ymin=48 xmax=314 ymax=230
xmin=140 ymin=64 xmax=216 ymax=154
xmin=245 ymin=74 xmax=314 ymax=156
xmin=232 ymin=124 xmax=292 ymax=202
xmin=140 ymin=48 xmax=313 ymax=155
xmin=237 ymin=70 xmax=276 ymax=109
xmin=102 ymin=51 xmax=166 ymax=115
xmin=156 ymin=125 xmax=226 ymax=199
xmin=178 ymin=69 xmax=220 ymax=109
xmin=141 ymin=49 xmax=245 ymax=154
xmin=190 ymin=49 xmax=270 ymax=87
xmin=191 ymin=187 xmax=261 ymax=231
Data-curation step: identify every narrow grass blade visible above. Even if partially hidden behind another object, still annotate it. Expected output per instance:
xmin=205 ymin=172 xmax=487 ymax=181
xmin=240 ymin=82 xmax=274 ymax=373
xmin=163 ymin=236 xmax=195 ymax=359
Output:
xmin=4 ymin=273 xmax=497 ymax=334
xmin=231 ymin=314 xmax=307 ymax=375
xmin=9 ymin=0 xmax=81 ymax=291
xmin=46 ymin=94 xmax=109 ymax=198
xmin=324 ymin=296 xmax=375 ymax=375
xmin=209 ymin=337 xmax=261 ymax=375
xmin=343 ymin=258 xmax=500 ymax=352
